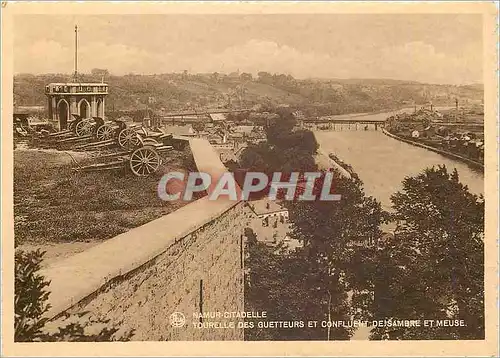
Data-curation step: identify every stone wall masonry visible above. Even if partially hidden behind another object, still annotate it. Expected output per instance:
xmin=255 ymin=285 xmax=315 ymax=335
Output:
xmin=63 ymin=201 xmax=255 ymax=341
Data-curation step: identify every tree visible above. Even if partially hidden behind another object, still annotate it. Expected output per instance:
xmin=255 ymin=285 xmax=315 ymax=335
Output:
xmin=244 ymin=228 xmax=326 ymax=340
xmin=287 ymin=173 xmax=385 ymax=340
xmin=15 ymin=249 xmax=133 ymax=342
xmin=15 ymin=249 xmax=51 ymax=342
xmin=240 ymin=72 xmax=253 ymax=81
xmin=257 ymin=71 xmax=273 ymax=84
xmin=370 ymin=166 xmax=484 ymax=340
xmin=264 ymin=108 xmax=318 ymax=154
xmin=90 ymin=68 xmax=109 ymax=78
xmin=241 ymin=100 xmax=384 ymax=341
xmin=192 ymin=122 xmax=206 ymax=133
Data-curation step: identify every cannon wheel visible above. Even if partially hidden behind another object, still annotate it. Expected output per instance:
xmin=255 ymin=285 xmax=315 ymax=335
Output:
xmin=118 ymin=128 xmax=141 ymax=149
xmin=129 ymin=146 xmax=161 ymax=176
xmin=75 ymin=119 xmax=94 ymax=137
xmin=95 ymin=124 xmax=115 ymax=141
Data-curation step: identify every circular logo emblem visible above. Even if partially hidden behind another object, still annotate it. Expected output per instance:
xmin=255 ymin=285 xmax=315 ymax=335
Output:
xmin=170 ymin=312 xmax=186 ymax=328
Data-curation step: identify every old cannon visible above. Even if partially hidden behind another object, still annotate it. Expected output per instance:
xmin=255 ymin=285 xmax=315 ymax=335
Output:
xmin=74 ymin=120 xmax=174 ymax=176
xmin=75 ymin=140 xmax=173 ymax=177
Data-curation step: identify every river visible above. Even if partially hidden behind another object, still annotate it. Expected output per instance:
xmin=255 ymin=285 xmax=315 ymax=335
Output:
xmin=314 ymin=112 xmax=484 ymax=212
xmin=314 ymin=110 xmax=484 ymax=341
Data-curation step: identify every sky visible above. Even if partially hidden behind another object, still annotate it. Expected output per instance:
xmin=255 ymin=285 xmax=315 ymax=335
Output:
xmin=13 ymin=14 xmax=483 ymax=85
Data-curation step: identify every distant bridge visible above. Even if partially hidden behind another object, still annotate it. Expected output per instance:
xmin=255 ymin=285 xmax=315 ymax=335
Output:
xmin=303 ymin=118 xmax=387 ymax=124
xmin=305 ymin=120 xmax=384 ymax=131
xmin=302 ymin=112 xmax=389 ymax=131
xmin=161 ymin=108 xmax=252 ymax=119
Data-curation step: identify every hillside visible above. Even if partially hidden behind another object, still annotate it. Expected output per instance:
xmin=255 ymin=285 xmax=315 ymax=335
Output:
xmin=14 ymin=72 xmax=483 ymax=117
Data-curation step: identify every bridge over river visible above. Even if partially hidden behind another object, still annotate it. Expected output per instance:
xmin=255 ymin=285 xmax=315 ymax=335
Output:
xmin=314 ymin=112 xmax=484 ymax=212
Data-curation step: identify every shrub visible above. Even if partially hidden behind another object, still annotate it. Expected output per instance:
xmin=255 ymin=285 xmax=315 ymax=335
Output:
xmin=15 ymin=249 xmax=133 ymax=342
xmin=15 ymin=249 xmax=51 ymax=342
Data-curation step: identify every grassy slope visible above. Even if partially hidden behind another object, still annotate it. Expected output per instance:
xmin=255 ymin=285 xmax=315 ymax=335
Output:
xmin=14 ymin=149 xmax=190 ymax=245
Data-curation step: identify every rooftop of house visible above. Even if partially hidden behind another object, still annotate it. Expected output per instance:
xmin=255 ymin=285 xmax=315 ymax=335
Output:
xmin=233 ymin=125 xmax=255 ymax=134
xmin=249 ymin=198 xmax=288 ymax=216
xmin=229 ymin=132 xmax=244 ymax=138
xmin=163 ymin=124 xmax=195 ymax=136
xmin=209 ymin=113 xmax=227 ymax=122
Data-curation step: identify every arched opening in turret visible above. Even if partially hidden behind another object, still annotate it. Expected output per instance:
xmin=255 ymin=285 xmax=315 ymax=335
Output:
xmin=57 ymin=100 xmax=69 ymax=129
xmin=79 ymin=99 xmax=90 ymax=118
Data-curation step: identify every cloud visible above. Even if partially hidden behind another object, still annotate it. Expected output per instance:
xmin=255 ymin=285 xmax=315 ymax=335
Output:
xmin=193 ymin=40 xmax=354 ymax=79
xmin=376 ymin=41 xmax=482 ymax=84
xmin=14 ymin=39 xmax=482 ymax=84
xmin=15 ymin=40 xmax=171 ymax=75
xmin=15 ymin=40 xmax=71 ymax=74
xmin=78 ymin=42 xmax=168 ymax=74
xmin=193 ymin=39 xmax=481 ymax=84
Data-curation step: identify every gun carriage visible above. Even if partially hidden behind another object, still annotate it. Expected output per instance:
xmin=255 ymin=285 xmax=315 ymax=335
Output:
xmin=73 ymin=120 xmax=174 ymax=177
xmin=30 ymin=114 xmax=174 ymax=177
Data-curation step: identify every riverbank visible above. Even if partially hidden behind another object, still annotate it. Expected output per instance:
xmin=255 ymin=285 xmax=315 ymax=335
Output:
xmin=381 ymin=129 xmax=484 ymax=171
xmin=314 ymin=130 xmax=483 ymax=211
xmin=314 ymin=148 xmax=352 ymax=179
xmin=328 ymin=153 xmax=360 ymax=180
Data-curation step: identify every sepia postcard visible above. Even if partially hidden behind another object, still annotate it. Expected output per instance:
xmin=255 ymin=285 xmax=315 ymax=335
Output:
xmin=1 ymin=1 xmax=499 ymax=357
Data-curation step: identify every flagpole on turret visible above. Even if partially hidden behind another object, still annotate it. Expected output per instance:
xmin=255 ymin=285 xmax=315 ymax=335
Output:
xmin=74 ymin=25 xmax=78 ymax=82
